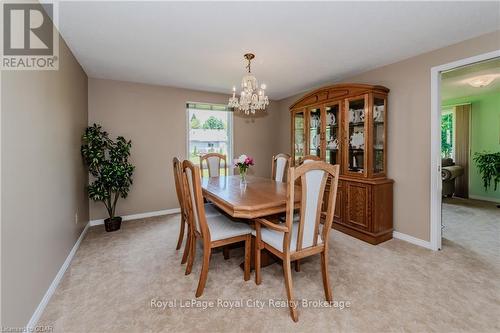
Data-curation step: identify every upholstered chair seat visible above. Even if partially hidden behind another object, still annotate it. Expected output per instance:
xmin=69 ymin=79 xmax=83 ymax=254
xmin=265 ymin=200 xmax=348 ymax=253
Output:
xmin=207 ymin=216 xmax=253 ymax=241
xmin=258 ymin=222 xmax=323 ymax=252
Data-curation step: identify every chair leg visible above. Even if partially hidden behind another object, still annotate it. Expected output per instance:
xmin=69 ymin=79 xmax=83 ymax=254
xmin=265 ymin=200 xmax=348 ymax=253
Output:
xmin=243 ymin=235 xmax=251 ymax=281
xmin=295 ymin=260 xmax=300 ymax=272
xmin=283 ymin=258 xmax=298 ymax=322
xmin=195 ymin=246 xmax=211 ymax=298
xmin=223 ymin=246 xmax=230 ymax=260
xmin=185 ymin=233 xmax=196 ymax=275
xmin=320 ymin=250 xmax=332 ymax=302
xmin=175 ymin=216 xmax=186 ymax=250
xmin=255 ymin=224 xmax=262 ymax=285
xmin=181 ymin=228 xmax=191 ymax=264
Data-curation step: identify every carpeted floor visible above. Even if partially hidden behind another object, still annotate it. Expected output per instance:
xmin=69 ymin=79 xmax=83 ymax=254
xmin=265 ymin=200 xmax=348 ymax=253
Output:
xmin=442 ymin=197 xmax=500 ymax=265
xmin=38 ymin=213 xmax=500 ymax=332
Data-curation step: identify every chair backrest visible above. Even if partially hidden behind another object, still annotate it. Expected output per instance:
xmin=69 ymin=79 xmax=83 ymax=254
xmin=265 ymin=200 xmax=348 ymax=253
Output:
xmin=200 ymin=153 xmax=227 ymax=178
xmin=172 ymin=157 xmax=186 ymax=219
xmin=272 ymin=153 xmax=291 ymax=182
xmin=284 ymin=161 xmax=340 ymax=253
xmin=302 ymin=155 xmax=321 ymax=164
xmin=182 ymin=160 xmax=211 ymax=241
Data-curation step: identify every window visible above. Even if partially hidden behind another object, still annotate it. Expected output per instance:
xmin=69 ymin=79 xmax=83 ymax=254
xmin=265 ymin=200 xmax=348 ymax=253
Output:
xmin=187 ymin=102 xmax=233 ymax=176
xmin=441 ymin=109 xmax=455 ymax=159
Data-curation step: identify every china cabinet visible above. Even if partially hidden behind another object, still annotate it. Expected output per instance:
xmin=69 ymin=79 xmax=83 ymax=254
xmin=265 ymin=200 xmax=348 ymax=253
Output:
xmin=290 ymin=84 xmax=393 ymax=244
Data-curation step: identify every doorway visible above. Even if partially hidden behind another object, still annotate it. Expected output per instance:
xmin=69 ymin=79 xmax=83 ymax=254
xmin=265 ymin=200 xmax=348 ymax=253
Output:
xmin=430 ymin=51 xmax=500 ymax=251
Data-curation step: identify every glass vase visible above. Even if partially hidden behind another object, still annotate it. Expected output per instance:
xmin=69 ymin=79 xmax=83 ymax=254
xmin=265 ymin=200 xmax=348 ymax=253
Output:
xmin=239 ymin=169 xmax=247 ymax=185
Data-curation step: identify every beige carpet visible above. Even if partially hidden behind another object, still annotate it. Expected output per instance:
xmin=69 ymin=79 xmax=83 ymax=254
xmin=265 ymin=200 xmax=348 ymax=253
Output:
xmin=38 ymin=214 xmax=500 ymax=332
xmin=442 ymin=197 xmax=500 ymax=265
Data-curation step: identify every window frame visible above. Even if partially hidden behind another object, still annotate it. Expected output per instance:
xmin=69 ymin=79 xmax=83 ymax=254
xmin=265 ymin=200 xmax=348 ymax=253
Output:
xmin=185 ymin=102 xmax=234 ymax=175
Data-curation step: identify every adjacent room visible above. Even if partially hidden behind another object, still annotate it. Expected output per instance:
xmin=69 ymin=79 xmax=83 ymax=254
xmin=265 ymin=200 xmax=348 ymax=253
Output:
xmin=1 ymin=1 xmax=499 ymax=332
xmin=440 ymin=58 xmax=500 ymax=263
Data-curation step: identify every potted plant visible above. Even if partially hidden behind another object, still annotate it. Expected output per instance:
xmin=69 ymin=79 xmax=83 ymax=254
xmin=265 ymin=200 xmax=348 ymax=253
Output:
xmin=81 ymin=124 xmax=135 ymax=232
xmin=473 ymin=151 xmax=500 ymax=192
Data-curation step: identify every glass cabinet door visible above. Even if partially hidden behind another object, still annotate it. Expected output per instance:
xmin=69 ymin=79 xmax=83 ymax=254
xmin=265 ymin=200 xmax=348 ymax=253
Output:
xmin=293 ymin=110 xmax=306 ymax=165
xmin=346 ymin=96 xmax=367 ymax=174
xmin=309 ymin=107 xmax=322 ymax=158
xmin=325 ymin=103 xmax=340 ymax=165
xmin=372 ymin=96 xmax=386 ymax=174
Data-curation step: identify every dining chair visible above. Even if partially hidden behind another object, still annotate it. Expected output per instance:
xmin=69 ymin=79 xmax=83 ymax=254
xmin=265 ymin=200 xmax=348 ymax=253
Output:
xmin=200 ymin=153 xmax=227 ymax=177
xmin=182 ymin=160 xmax=252 ymax=297
xmin=172 ymin=157 xmax=221 ymax=264
xmin=295 ymin=154 xmax=323 ymax=272
xmin=302 ymin=154 xmax=321 ymax=163
xmin=271 ymin=153 xmax=291 ymax=182
xmin=254 ymin=161 xmax=340 ymax=322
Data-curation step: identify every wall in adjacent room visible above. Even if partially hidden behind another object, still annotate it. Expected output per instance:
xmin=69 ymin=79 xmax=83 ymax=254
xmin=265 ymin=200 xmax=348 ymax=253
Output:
xmin=442 ymin=91 xmax=500 ymax=202
xmin=275 ymin=30 xmax=499 ymax=241
xmin=88 ymin=78 xmax=281 ymax=220
xmin=1 ymin=37 xmax=89 ymax=326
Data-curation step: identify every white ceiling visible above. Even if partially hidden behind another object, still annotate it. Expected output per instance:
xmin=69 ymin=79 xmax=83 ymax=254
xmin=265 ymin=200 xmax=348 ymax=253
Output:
xmin=56 ymin=1 xmax=500 ymax=100
xmin=441 ymin=58 xmax=500 ymax=100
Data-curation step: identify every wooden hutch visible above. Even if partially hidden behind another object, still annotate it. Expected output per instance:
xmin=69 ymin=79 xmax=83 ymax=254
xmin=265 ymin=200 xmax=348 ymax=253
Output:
xmin=290 ymin=84 xmax=393 ymax=244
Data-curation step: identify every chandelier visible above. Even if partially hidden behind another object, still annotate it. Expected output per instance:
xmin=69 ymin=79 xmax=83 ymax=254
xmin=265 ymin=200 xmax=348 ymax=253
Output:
xmin=228 ymin=53 xmax=269 ymax=114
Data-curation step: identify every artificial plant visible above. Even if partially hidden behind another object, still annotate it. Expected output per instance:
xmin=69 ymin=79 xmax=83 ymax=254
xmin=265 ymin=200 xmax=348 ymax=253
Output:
xmin=81 ymin=124 xmax=135 ymax=219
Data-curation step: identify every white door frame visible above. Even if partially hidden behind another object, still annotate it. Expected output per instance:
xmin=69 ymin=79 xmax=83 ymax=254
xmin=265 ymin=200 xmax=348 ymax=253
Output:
xmin=430 ymin=49 xmax=500 ymax=251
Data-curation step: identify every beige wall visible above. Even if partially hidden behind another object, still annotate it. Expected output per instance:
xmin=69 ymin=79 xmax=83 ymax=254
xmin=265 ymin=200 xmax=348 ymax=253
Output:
xmin=276 ymin=31 xmax=500 ymax=241
xmin=1 ymin=37 xmax=89 ymax=326
xmin=88 ymin=79 xmax=281 ymax=220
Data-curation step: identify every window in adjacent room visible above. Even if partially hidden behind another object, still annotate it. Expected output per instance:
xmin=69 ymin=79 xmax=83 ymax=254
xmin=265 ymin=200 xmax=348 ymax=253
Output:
xmin=186 ymin=102 xmax=233 ymax=176
xmin=441 ymin=109 xmax=455 ymax=159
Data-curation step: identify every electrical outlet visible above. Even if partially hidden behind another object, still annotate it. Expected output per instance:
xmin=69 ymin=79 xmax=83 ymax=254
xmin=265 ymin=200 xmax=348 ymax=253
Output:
xmin=75 ymin=212 xmax=78 ymax=225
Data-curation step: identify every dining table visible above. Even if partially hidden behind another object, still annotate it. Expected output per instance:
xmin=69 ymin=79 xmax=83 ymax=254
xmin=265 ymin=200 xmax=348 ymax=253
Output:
xmin=201 ymin=175 xmax=300 ymax=268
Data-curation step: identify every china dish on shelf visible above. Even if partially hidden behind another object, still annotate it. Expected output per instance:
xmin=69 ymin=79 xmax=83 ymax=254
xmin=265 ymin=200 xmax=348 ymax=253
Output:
xmin=349 ymin=109 xmax=365 ymax=123
xmin=373 ymin=105 xmax=385 ymax=122
xmin=310 ymin=115 xmax=320 ymax=128
xmin=312 ymin=134 xmax=320 ymax=149
xmin=327 ymin=113 xmax=336 ymax=126
xmin=327 ymin=138 xmax=339 ymax=150
xmin=350 ymin=131 xmax=364 ymax=149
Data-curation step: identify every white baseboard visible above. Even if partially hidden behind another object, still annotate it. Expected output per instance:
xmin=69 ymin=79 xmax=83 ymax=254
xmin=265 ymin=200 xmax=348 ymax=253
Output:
xmin=89 ymin=208 xmax=180 ymax=226
xmin=26 ymin=221 xmax=90 ymax=329
xmin=468 ymin=195 xmax=500 ymax=204
xmin=393 ymin=231 xmax=433 ymax=250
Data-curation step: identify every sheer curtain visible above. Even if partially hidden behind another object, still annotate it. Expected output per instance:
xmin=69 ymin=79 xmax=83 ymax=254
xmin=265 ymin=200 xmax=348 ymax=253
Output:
xmin=454 ymin=104 xmax=471 ymax=198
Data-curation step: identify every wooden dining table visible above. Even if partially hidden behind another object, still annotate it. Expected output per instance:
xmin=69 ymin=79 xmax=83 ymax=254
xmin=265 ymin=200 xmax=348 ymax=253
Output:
xmin=201 ymin=175 xmax=300 ymax=268
xmin=201 ymin=175 xmax=299 ymax=219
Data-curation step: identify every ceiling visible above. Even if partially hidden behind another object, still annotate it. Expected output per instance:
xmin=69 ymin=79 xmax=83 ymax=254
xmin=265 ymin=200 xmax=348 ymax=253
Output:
xmin=55 ymin=1 xmax=500 ymax=100
xmin=441 ymin=58 xmax=500 ymax=101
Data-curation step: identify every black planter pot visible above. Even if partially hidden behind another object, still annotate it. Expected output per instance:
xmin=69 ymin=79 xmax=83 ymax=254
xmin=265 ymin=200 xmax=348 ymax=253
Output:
xmin=104 ymin=216 xmax=122 ymax=232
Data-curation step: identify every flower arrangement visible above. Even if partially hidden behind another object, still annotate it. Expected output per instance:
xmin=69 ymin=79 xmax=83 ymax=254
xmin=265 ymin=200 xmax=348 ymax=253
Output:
xmin=235 ymin=154 xmax=254 ymax=183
